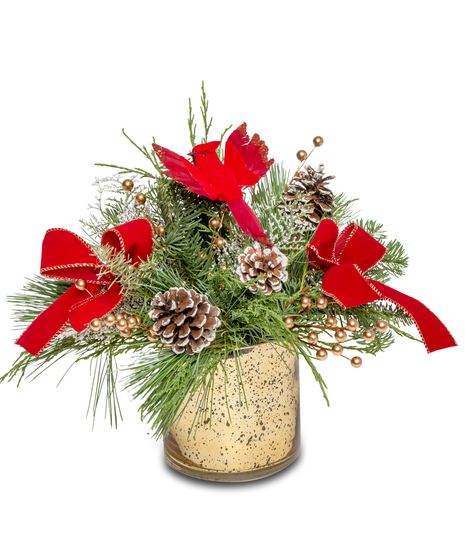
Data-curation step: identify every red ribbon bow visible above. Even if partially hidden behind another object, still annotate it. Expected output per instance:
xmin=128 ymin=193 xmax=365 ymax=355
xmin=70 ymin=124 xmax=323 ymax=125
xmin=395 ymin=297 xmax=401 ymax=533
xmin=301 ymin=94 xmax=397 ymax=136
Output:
xmin=306 ymin=219 xmax=456 ymax=353
xmin=16 ymin=219 xmax=153 ymax=356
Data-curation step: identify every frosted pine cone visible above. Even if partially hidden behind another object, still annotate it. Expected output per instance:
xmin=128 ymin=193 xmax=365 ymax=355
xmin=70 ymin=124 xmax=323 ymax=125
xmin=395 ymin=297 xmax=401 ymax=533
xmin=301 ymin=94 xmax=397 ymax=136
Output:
xmin=237 ymin=243 xmax=289 ymax=295
xmin=281 ymin=164 xmax=335 ymax=229
xmin=149 ymin=288 xmax=221 ymax=355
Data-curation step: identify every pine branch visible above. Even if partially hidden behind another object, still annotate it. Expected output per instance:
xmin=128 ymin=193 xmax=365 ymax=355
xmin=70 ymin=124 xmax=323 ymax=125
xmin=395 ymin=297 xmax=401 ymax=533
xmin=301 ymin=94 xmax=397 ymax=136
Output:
xmin=121 ymin=128 xmax=163 ymax=174
xmin=94 ymin=163 xmax=156 ymax=180
xmin=124 ymin=346 xmax=225 ymax=439
xmin=217 ymin=124 xmax=233 ymax=161
xmin=95 ymin=129 xmax=164 ymax=181
xmin=332 ymin=193 xmax=360 ymax=226
xmin=188 ymin=97 xmax=197 ymax=147
xmin=200 ymin=81 xmax=213 ymax=143
xmin=8 ymin=275 xmax=73 ymax=328
xmin=87 ymin=350 xmax=122 ymax=428
xmin=357 ymin=219 xmax=409 ymax=280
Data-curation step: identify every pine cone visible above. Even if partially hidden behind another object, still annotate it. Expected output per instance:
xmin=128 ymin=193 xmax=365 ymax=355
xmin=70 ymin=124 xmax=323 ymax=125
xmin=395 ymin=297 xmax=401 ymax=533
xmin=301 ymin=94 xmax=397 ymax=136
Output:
xmin=149 ymin=288 xmax=221 ymax=355
xmin=236 ymin=243 xmax=289 ymax=295
xmin=281 ymin=164 xmax=335 ymax=229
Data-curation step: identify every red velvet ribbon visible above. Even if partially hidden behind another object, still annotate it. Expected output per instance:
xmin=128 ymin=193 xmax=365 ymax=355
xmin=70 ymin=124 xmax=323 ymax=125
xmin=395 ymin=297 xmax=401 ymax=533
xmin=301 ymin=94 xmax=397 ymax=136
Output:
xmin=306 ymin=219 xmax=456 ymax=353
xmin=16 ymin=219 xmax=154 ymax=357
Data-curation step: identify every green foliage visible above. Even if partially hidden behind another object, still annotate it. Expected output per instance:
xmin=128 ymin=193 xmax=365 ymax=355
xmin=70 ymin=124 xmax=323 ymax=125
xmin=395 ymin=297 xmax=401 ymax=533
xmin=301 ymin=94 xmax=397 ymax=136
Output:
xmin=87 ymin=350 xmax=122 ymax=428
xmin=332 ymin=193 xmax=360 ymax=226
xmin=356 ymin=219 xmax=409 ymax=282
xmin=5 ymin=85 xmax=418 ymax=438
xmin=188 ymin=98 xmax=197 ymax=148
xmin=8 ymin=275 xmax=73 ymax=328
xmin=125 ymin=345 xmax=224 ymax=439
xmin=199 ymin=81 xmax=213 ymax=143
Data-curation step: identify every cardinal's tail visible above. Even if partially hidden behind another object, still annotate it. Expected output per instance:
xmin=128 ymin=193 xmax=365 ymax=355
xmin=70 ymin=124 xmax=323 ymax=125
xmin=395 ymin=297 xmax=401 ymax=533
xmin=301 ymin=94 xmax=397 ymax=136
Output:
xmin=227 ymin=198 xmax=272 ymax=247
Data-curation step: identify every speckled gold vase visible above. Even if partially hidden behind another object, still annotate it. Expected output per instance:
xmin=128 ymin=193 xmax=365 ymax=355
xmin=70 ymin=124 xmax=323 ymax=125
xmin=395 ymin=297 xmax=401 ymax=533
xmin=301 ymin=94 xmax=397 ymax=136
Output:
xmin=164 ymin=343 xmax=300 ymax=482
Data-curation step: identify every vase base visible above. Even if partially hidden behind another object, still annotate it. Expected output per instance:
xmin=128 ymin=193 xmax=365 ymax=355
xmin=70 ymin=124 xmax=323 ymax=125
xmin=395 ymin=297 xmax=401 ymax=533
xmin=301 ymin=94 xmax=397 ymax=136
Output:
xmin=163 ymin=433 xmax=300 ymax=483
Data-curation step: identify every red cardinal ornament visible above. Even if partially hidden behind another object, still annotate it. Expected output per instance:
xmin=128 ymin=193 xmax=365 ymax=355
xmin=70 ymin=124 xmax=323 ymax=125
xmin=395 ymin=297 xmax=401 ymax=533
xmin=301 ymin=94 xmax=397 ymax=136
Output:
xmin=152 ymin=123 xmax=274 ymax=246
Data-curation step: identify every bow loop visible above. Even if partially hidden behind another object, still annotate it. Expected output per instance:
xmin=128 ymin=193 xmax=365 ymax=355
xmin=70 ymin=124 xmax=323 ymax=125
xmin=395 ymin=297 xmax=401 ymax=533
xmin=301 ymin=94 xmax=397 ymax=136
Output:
xmin=101 ymin=219 xmax=153 ymax=267
xmin=335 ymin=223 xmax=386 ymax=272
xmin=40 ymin=229 xmax=103 ymax=283
xmin=306 ymin=219 xmax=339 ymax=270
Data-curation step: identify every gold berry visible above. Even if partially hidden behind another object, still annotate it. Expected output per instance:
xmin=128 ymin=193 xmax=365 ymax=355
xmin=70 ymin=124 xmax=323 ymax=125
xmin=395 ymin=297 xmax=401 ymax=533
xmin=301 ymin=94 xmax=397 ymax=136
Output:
xmin=127 ymin=316 xmax=138 ymax=329
xmin=209 ymin=217 xmax=221 ymax=230
xmin=325 ymin=316 xmax=337 ymax=327
xmin=116 ymin=318 xmax=128 ymax=331
xmin=215 ymin=237 xmax=226 ymax=250
xmin=157 ymin=225 xmax=165 ymax=236
xmin=75 ymin=279 xmax=87 ymax=291
xmin=300 ymin=296 xmax=311 ymax=309
xmin=362 ymin=329 xmax=376 ymax=342
xmin=351 ymin=356 xmax=363 ymax=368
xmin=346 ymin=318 xmax=359 ymax=331
xmin=120 ymin=330 xmax=132 ymax=338
xmin=331 ymin=343 xmax=344 ymax=356
xmin=104 ymin=313 xmax=116 ymax=326
xmin=284 ymin=316 xmax=294 ymax=329
xmin=334 ymin=329 xmax=347 ymax=342
xmin=307 ymin=332 xmax=319 ymax=344
xmin=375 ymin=320 xmax=388 ymax=333
xmin=135 ymin=193 xmax=146 ymax=205
xmin=89 ymin=318 xmax=102 ymax=332
xmin=316 ymin=296 xmax=328 ymax=309
xmin=313 ymin=136 xmax=324 ymax=147
xmin=122 ymin=179 xmax=134 ymax=191
xmin=296 ymin=150 xmax=307 ymax=161
xmin=316 ymin=348 xmax=328 ymax=361
xmin=114 ymin=313 xmax=125 ymax=322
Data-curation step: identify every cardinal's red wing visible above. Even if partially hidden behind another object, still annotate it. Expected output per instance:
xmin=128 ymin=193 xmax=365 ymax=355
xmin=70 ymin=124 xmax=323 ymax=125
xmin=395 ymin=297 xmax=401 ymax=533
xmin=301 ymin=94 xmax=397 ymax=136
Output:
xmin=224 ymin=123 xmax=275 ymax=187
xmin=224 ymin=142 xmax=259 ymax=187
xmin=152 ymin=143 xmax=219 ymax=200
xmin=227 ymin=198 xmax=272 ymax=247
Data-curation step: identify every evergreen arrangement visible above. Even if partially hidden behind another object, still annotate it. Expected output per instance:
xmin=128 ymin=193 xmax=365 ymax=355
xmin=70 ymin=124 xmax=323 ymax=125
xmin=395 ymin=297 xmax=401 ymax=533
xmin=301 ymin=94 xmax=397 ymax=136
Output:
xmin=3 ymin=84 xmax=456 ymax=440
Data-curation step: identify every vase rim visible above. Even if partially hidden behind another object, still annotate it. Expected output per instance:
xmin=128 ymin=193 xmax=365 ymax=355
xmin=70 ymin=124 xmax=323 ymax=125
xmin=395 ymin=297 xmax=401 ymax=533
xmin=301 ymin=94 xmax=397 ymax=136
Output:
xmin=226 ymin=341 xmax=290 ymax=359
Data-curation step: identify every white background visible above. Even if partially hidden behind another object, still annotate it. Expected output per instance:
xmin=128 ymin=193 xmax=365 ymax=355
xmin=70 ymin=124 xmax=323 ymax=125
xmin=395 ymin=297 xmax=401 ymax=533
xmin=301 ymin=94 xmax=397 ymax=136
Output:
xmin=1 ymin=1 xmax=464 ymax=557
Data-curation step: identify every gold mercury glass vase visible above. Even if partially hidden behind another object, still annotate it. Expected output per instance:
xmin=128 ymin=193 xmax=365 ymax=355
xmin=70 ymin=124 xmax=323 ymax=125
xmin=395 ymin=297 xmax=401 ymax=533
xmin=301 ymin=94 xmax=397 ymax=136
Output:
xmin=163 ymin=343 xmax=301 ymax=482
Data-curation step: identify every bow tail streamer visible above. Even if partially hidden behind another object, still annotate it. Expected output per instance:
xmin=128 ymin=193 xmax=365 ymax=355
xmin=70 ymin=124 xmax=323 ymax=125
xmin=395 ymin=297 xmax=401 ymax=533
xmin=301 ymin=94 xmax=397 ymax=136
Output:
xmin=370 ymin=281 xmax=457 ymax=354
xmin=15 ymin=283 xmax=101 ymax=357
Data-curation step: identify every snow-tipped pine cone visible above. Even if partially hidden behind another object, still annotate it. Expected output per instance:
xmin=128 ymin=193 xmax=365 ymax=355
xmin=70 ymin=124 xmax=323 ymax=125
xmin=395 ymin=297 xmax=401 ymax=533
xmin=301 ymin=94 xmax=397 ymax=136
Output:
xmin=281 ymin=164 xmax=335 ymax=229
xmin=236 ymin=243 xmax=289 ymax=295
xmin=149 ymin=288 xmax=221 ymax=355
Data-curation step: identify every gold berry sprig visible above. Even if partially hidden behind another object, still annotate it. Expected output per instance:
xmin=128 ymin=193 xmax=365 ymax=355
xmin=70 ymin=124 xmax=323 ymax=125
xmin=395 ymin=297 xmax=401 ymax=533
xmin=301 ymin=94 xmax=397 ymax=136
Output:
xmin=88 ymin=311 xmax=160 ymax=342
xmin=283 ymin=294 xmax=390 ymax=368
